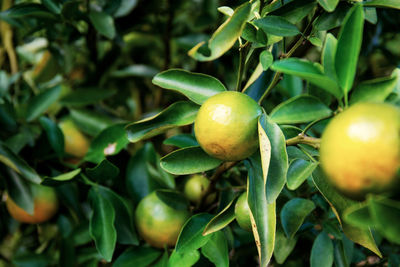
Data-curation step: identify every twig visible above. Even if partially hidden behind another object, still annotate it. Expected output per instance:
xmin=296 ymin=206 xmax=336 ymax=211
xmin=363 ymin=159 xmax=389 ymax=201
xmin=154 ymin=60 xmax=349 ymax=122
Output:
xmin=286 ymin=133 xmax=321 ymax=149
xmin=236 ymin=42 xmax=250 ymax=91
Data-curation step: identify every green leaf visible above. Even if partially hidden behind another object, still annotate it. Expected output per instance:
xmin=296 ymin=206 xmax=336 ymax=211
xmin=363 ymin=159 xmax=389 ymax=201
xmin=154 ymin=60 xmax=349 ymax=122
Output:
xmin=322 ymin=33 xmax=338 ymax=81
xmin=271 ymin=58 xmax=342 ymax=99
xmin=287 ymin=159 xmax=318 ymax=190
xmin=268 ymin=0 xmax=316 ymax=24
xmin=44 ymin=168 xmax=81 ymax=182
xmin=39 ymin=116 xmax=64 ymax=156
xmin=85 ymin=124 xmax=129 ymax=164
xmin=310 ymin=232 xmax=334 ymax=267
xmin=364 ymin=0 xmax=400 ymax=10
xmin=26 ymin=85 xmax=61 ymax=122
xmin=274 ymin=228 xmax=298 ymax=264
xmin=152 ymin=69 xmax=226 ymax=105
xmin=86 ymin=159 xmax=119 ymax=183
xmin=312 ymin=167 xmax=381 ymax=257
xmin=152 ymin=249 xmax=168 ymax=267
xmin=70 ymin=109 xmax=113 ymax=137
xmin=163 ymin=134 xmax=199 ymax=148
xmin=260 ymin=50 xmax=273 ymax=71
xmin=155 ymin=190 xmax=189 ymax=211
xmin=113 ymin=247 xmax=161 ymax=267
xmin=61 ymin=88 xmax=116 ymax=107
xmin=5 ymin=169 xmax=34 ymax=214
xmin=254 ymin=16 xmax=300 ymax=37
xmin=201 ymin=231 xmax=229 ymax=267
xmin=111 ymin=64 xmax=159 ymax=78
xmin=314 ymin=4 xmax=349 ymax=31
xmin=189 ymin=2 xmax=251 ymax=61
xmin=245 ymin=153 xmax=276 ymax=267
xmin=270 ymin=95 xmax=332 ymax=124
xmin=317 ymin=0 xmax=339 ymax=12
xmin=0 ymin=142 xmax=41 ymax=184
xmin=369 ymin=197 xmax=400 ymax=244
xmin=343 ymin=202 xmax=375 ymax=229
xmin=175 ymin=213 xmax=213 ymax=254
xmin=160 ymin=146 xmax=222 ymax=175
xmin=203 ymin=197 xmax=237 ymax=235
xmin=169 ymin=249 xmax=200 ymax=267
xmin=350 ymin=72 xmax=398 ymax=104
xmin=89 ymin=10 xmax=116 ymax=39
xmin=126 ymin=101 xmax=199 ymax=142
xmin=1 ymin=3 xmax=57 ymax=20
xmin=335 ymin=4 xmax=364 ymax=95
xmin=258 ymin=114 xmax=288 ymax=203
xmin=89 ymin=188 xmax=117 ymax=262
xmin=281 ymin=198 xmax=315 ymax=238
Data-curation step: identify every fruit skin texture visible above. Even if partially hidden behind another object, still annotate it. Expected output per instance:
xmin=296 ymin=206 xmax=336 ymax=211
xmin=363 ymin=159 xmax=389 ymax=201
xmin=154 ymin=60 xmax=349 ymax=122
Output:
xmin=320 ymin=102 xmax=400 ymax=199
xmin=183 ymin=174 xmax=215 ymax=205
xmin=194 ymin=91 xmax=262 ymax=161
xmin=6 ymin=184 xmax=58 ymax=224
xmin=235 ymin=192 xmax=252 ymax=231
xmin=59 ymin=118 xmax=90 ymax=158
xmin=135 ymin=191 xmax=190 ymax=248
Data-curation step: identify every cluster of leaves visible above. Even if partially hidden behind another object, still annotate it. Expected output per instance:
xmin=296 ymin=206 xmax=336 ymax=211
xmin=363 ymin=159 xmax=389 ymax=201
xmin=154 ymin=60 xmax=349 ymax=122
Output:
xmin=0 ymin=0 xmax=400 ymax=266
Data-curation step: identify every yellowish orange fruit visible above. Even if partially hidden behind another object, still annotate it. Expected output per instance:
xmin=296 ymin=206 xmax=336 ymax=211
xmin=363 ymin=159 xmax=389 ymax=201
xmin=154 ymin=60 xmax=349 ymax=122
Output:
xmin=59 ymin=118 xmax=90 ymax=158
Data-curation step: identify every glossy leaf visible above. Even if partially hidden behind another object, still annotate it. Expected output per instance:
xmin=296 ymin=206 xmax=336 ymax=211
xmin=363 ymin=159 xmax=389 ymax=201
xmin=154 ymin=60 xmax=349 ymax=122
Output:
xmin=335 ymin=4 xmax=364 ymax=94
xmin=111 ymin=64 xmax=158 ymax=78
xmin=271 ymin=58 xmax=342 ymax=99
xmin=175 ymin=213 xmax=213 ymax=254
xmin=45 ymin=169 xmax=81 ymax=182
xmin=5 ymin=169 xmax=34 ymax=214
xmin=281 ymin=198 xmax=315 ymax=238
xmin=274 ymin=228 xmax=298 ymax=264
xmin=152 ymin=250 xmax=168 ymax=267
xmin=322 ymin=33 xmax=338 ymax=81
xmin=310 ymin=232 xmax=334 ymax=267
xmin=254 ymin=16 xmax=300 ymax=37
xmin=364 ymin=0 xmax=400 ymax=10
xmin=169 ymin=249 xmax=200 ymax=267
xmin=317 ymin=0 xmax=339 ymax=12
xmin=113 ymin=247 xmax=161 ymax=267
xmin=152 ymin=69 xmax=226 ymax=105
xmin=126 ymin=101 xmax=199 ymax=142
xmin=343 ymin=202 xmax=375 ymax=229
xmin=245 ymin=154 xmax=276 ymax=267
xmin=189 ymin=2 xmax=251 ymax=61
xmin=0 ymin=142 xmax=41 ymax=184
xmin=86 ymin=159 xmax=119 ymax=183
xmin=163 ymin=134 xmax=199 ymax=148
xmin=270 ymin=95 xmax=332 ymax=124
xmin=350 ymin=72 xmax=398 ymax=104
xmin=203 ymin=197 xmax=237 ymax=236
xmin=260 ymin=50 xmax=273 ymax=71
xmin=155 ymin=190 xmax=189 ymax=211
xmin=89 ymin=188 xmax=117 ymax=262
xmin=26 ymin=85 xmax=61 ymax=121
xmin=312 ymin=167 xmax=381 ymax=257
xmin=258 ymin=114 xmax=288 ymax=203
xmin=160 ymin=146 xmax=222 ymax=175
xmin=89 ymin=10 xmax=116 ymax=39
xmin=369 ymin=197 xmax=400 ymax=244
xmin=287 ymin=159 xmax=318 ymax=190
xmin=70 ymin=109 xmax=113 ymax=137
xmin=314 ymin=4 xmax=349 ymax=31
xmin=61 ymin=88 xmax=116 ymax=107
xmin=1 ymin=3 xmax=57 ymax=19
xmin=85 ymin=124 xmax=129 ymax=164
xmin=201 ymin=231 xmax=229 ymax=267
xmin=39 ymin=116 xmax=64 ymax=156
xmin=268 ymin=0 xmax=316 ymax=24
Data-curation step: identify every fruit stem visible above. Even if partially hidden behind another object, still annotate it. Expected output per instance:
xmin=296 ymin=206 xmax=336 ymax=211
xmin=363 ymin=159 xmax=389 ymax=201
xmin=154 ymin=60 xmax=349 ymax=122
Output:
xmin=286 ymin=133 xmax=321 ymax=150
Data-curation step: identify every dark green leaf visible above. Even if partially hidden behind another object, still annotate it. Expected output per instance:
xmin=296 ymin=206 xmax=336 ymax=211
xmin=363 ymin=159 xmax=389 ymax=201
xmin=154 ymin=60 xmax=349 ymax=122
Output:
xmin=113 ymin=247 xmax=161 ymax=267
xmin=274 ymin=228 xmax=298 ymax=264
xmin=287 ymin=159 xmax=318 ymax=190
xmin=260 ymin=50 xmax=273 ymax=71
xmin=89 ymin=10 xmax=116 ymax=39
xmin=153 ymin=69 xmax=227 ymax=105
xmin=61 ymin=88 xmax=116 ymax=107
xmin=335 ymin=4 xmax=364 ymax=95
xmin=270 ymin=95 xmax=332 ymax=124
xmin=322 ymin=33 xmax=338 ymax=81
xmin=269 ymin=0 xmax=316 ymax=24
xmin=314 ymin=4 xmax=349 ymax=31
xmin=201 ymin=231 xmax=229 ymax=267
xmin=343 ymin=202 xmax=375 ymax=229
xmin=317 ymin=0 xmax=339 ymax=12
xmin=5 ymin=169 xmax=34 ymax=214
xmin=86 ymin=159 xmax=120 ymax=183
xmin=126 ymin=101 xmax=199 ymax=142
xmin=254 ymin=16 xmax=300 ymax=37
xmin=369 ymin=197 xmax=400 ymax=244
xmin=89 ymin=188 xmax=117 ymax=262
xmin=156 ymin=190 xmax=189 ymax=211
xmin=310 ymin=232 xmax=334 ymax=267
xmin=70 ymin=109 xmax=113 ymax=137
xmin=1 ymin=3 xmax=57 ymax=19
xmin=163 ymin=134 xmax=199 ymax=148
xmin=26 ymin=85 xmax=61 ymax=122
xmin=39 ymin=116 xmax=64 ymax=156
xmin=364 ymin=0 xmax=400 ymax=10
xmin=281 ymin=198 xmax=315 ymax=238
xmin=160 ymin=146 xmax=222 ymax=175
xmin=175 ymin=213 xmax=213 ymax=253
xmin=203 ymin=197 xmax=237 ymax=235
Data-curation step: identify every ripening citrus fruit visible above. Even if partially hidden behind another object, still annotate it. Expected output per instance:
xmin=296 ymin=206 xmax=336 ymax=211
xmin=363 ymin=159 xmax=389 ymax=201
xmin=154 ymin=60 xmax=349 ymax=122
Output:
xmin=235 ymin=192 xmax=252 ymax=231
xmin=135 ymin=191 xmax=190 ymax=248
xmin=320 ymin=102 xmax=400 ymax=199
xmin=194 ymin=91 xmax=262 ymax=161
xmin=183 ymin=174 xmax=215 ymax=205
xmin=6 ymin=183 xmax=58 ymax=224
xmin=59 ymin=118 xmax=90 ymax=158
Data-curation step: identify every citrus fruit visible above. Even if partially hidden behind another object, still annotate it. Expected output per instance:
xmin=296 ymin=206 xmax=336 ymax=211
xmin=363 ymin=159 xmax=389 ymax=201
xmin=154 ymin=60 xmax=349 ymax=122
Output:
xmin=320 ymin=102 xmax=400 ymax=198
xmin=59 ymin=118 xmax=90 ymax=158
xmin=6 ymin=183 xmax=58 ymax=224
xmin=135 ymin=191 xmax=190 ymax=248
xmin=183 ymin=174 xmax=215 ymax=205
xmin=194 ymin=91 xmax=262 ymax=161
xmin=235 ymin=192 xmax=252 ymax=231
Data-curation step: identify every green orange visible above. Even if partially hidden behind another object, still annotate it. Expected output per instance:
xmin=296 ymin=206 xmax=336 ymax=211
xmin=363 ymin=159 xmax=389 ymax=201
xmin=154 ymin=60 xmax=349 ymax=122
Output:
xmin=194 ymin=91 xmax=262 ymax=161
xmin=183 ymin=174 xmax=215 ymax=205
xmin=135 ymin=191 xmax=190 ymax=248
xmin=6 ymin=183 xmax=58 ymax=224
xmin=320 ymin=102 xmax=400 ymax=198
xmin=59 ymin=118 xmax=90 ymax=158
xmin=235 ymin=192 xmax=252 ymax=231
